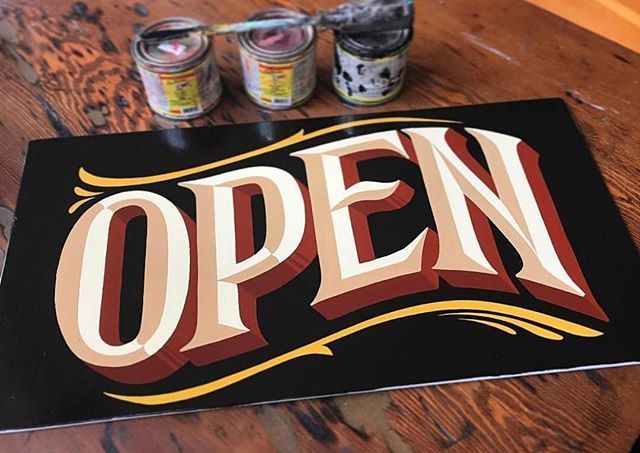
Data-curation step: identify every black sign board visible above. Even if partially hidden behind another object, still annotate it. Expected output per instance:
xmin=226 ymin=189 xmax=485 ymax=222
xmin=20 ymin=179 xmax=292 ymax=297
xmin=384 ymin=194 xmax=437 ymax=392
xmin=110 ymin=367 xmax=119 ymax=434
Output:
xmin=0 ymin=99 xmax=638 ymax=432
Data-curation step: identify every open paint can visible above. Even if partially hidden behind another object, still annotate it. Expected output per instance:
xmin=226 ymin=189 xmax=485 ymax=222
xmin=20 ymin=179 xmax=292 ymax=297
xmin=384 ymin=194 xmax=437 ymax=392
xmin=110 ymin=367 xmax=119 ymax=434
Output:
xmin=132 ymin=17 xmax=223 ymax=120
xmin=239 ymin=9 xmax=317 ymax=110
xmin=333 ymin=28 xmax=412 ymax=106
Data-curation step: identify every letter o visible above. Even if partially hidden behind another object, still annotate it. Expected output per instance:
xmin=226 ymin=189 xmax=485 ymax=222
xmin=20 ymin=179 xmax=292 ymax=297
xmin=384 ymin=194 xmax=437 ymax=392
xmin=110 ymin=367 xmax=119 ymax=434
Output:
xmin=55 ymin=191 xmax=190 ymax=368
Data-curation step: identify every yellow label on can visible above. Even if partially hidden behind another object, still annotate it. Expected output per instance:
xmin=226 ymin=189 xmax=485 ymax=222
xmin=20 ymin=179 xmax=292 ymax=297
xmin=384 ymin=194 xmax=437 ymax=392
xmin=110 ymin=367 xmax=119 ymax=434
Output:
xmin=258 ymin=63 xmax=293 ymax=103
xmin=161 ymin=72 xmax=201 ymax=115
xmin=138 ymin=53 xmax=222 ymax=119
xmin=240 ymin=47 xmax=316 ymax=109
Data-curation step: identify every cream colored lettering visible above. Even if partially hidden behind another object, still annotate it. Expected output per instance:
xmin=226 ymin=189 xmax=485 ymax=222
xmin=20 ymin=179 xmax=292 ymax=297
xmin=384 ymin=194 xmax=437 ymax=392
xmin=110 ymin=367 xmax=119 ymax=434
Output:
xmin=178 ymin=166 xmax=308 ymax=357
xmin=405 ymin=127 xmax=590 ymax=300
xmin=55 ymin=191 xmax=190 ymax=368
xmin=293 ymin=131 xmax=438 ymax=319
xmin=55 ymin=127 xmax=607 ymax=381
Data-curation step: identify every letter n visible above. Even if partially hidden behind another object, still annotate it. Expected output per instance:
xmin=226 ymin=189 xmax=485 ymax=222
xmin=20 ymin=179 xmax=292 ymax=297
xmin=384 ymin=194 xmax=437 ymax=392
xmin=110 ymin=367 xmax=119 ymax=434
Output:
xmin=405 ymin=127 xmax=607 ymax=321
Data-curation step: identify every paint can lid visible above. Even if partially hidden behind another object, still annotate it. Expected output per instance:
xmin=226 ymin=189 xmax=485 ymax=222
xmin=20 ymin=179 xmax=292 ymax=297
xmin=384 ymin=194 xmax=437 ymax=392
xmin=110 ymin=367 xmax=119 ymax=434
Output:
xmin=132 ymin=17 xmax=209 ymax=71
xmin=239 ymin=8 xmax=315 ymax=60
xmin=336 ymin=28 xmax=412 ymax=59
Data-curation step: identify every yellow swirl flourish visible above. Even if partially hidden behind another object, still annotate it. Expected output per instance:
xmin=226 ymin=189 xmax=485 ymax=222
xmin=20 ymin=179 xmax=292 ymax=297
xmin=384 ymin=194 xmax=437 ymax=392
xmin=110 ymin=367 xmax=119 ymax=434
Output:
xmin=458 ymin=318 xmax=517 ymax=335
xmin=79 ymin=116 xmax=460 ymax=189
xmin=68 ymin=197 xmax=95 ymax=215
xmin=104 ymin=300 xmax=602 ymax=406
xmin=74 ymin=186 xmax=103 ymax=197
xmin=441 ymin=312 xmax=564 ymax=340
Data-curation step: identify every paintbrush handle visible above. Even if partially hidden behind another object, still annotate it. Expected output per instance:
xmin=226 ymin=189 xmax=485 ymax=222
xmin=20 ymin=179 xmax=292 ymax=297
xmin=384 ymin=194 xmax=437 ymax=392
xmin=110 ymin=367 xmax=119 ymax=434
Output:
xmin=139 ymin=0 xmax=414 ymax=42
xmin=209 ymin=17 xmax=316 ymax=35
xmin=140 ymin=17 xmax=315 ymax=42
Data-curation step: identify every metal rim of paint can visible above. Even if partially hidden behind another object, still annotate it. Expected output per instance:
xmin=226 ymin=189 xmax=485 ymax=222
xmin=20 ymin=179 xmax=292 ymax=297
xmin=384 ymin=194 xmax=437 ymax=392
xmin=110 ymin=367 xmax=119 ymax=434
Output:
xmin=333 ymin=28 xmax=412 ymax=106
xmin=238 ymin=8 xmax=317 ymax=110
xmin=132 ymin=17 xmax=223 ymax=120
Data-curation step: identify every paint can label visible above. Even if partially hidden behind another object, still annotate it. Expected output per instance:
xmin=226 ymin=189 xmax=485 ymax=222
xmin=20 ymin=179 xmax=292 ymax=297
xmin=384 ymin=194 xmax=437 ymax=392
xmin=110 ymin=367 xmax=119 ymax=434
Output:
xmin=240 ymin=48 xmax=316 ymax=109
xmin=139 ymin=53 xmax=221 ymax=119
xmin=333 ymin=46 xmax=408 ymax=105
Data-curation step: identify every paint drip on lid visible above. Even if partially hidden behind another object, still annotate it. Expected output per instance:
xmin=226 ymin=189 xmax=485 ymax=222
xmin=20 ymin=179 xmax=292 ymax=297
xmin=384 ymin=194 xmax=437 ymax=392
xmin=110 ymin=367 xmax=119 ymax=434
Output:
xmin=239 ymin=9 xmax=317 ymax=110
xmin=250 ymin=26 xmax=307 ymax=53
xmin=333 ymin=27 xmax=412 ymax=105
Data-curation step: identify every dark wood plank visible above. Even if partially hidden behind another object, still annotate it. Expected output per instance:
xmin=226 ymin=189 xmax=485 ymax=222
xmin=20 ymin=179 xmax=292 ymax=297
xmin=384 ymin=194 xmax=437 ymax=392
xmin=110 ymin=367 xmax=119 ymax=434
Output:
xmin=0 ymin=0 xmax=638 ymax=451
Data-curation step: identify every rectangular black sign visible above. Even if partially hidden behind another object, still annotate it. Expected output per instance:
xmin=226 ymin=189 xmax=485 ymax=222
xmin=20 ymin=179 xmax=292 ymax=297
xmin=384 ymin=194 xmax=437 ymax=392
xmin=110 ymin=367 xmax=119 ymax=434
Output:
xmin=0 ymin=99 xmax=638 ymax=431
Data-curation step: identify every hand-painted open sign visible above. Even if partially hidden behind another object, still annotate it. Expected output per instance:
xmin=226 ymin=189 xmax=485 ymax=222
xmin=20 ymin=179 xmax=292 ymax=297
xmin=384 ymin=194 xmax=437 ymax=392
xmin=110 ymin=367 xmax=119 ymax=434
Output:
xmin=0 ymin=99 xmax=638 ymax=431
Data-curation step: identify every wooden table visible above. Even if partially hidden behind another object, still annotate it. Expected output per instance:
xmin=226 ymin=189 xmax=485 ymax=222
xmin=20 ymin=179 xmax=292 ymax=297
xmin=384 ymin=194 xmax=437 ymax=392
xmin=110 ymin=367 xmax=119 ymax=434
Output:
xmin=0 ymin=0 xmax=639 ymax=451
xmin=527 ymin=0 xmax=640 ymax=54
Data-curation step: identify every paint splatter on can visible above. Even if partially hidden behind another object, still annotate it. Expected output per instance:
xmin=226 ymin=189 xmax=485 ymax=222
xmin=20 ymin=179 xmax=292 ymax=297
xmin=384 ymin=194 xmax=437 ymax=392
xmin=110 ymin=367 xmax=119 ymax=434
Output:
xmin=333 ymin=28 xmax=412 ymax=106
xmin=239 ymin=9 xmax=317 ymax=110
xmin=132 ymin=17 xmax=222 ymax=120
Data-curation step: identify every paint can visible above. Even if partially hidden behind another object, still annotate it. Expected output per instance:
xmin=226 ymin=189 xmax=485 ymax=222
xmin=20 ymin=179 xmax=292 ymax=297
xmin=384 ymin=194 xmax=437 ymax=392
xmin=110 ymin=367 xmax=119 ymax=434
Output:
xmin=238 ymin=8 xmax=317 ymax=110
xmin=333 ymin=28 xmax=412 ymax=106
xmin=132 ymin=17 xmax=222 ymax=120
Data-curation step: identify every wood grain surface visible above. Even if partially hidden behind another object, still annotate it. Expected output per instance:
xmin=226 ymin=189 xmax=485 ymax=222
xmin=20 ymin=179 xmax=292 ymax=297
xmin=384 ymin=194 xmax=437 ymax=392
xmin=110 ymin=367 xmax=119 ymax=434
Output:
xmin=527 ymin=0 xmax=640 ymax=53
xmin=0 ymin=0 xmax=639 ymax=451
